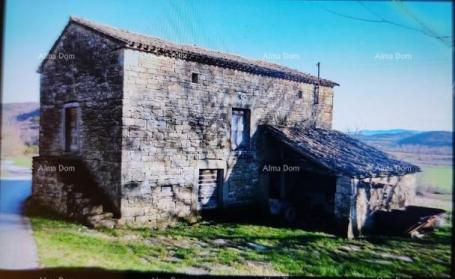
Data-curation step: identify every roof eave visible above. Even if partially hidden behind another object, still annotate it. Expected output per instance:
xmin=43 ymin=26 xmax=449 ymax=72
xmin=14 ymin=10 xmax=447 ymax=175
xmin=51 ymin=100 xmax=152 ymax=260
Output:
xmin=123 ymin=43 xmax=339 ymax=87
xmin=37 ymin=20 xmax=72 ymax=74
xmin=264 ymin=125 xmax=420 ymax=179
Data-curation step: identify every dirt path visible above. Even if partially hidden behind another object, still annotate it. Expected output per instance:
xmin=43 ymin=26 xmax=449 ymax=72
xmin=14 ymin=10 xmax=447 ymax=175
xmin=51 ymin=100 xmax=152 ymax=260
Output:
xmin=0 ymin=179 xmax=38 ymax=269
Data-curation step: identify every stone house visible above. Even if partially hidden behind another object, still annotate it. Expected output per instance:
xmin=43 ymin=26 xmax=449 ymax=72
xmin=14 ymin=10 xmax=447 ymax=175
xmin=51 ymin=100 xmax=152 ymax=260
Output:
xmin=32 ymin=17 xmax=420 ymax=237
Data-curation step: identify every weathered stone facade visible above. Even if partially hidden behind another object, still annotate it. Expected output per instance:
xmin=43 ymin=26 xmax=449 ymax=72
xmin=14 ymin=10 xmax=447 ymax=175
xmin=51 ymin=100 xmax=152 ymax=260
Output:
xmin=32 ymin=17 xmax=418 ymax=234
xmin=33 ymin=19 xmax=335 ymax=226
xmin=119 ymin=49 xmax=334 ymax=225
xmin=35 ymin=23 xmax=124 ymax=212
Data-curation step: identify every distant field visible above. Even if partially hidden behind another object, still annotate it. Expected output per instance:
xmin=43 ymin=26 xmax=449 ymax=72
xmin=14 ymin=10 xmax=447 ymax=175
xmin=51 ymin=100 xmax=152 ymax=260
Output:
xmin=0 ymin=156 xmax=33 ymax=168
xmin=0 ymin=156 xmax=33 ymax=178
xmin=10 ymin=156 xmax=33 ymax=168
xmin=418 ymin=166 xmax=453 ymax=194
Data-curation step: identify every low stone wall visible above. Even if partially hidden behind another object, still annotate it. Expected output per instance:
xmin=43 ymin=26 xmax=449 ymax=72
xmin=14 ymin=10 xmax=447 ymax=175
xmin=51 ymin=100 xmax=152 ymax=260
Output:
xmin=32 ymin=156 xmax=76 ymax=215
xmin=335 ymin=174 xmax=416 ymax=238
xmin=32 ymin=156 xmax=118 ymax=217
xmin=334 ymin=176 xmax=355 ymax=237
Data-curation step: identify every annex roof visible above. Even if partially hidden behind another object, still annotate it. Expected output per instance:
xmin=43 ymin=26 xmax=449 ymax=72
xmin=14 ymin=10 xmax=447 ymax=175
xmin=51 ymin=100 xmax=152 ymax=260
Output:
xmin=265 ymin=125 xmax=420 ymax=178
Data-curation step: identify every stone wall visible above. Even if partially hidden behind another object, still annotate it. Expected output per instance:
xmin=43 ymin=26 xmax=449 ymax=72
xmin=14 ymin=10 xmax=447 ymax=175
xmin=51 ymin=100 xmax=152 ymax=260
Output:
xmin=119 ymin=49 xmax=335 ymax=225
xmin=38 ymin=23 xmax=124 ymax=211
xmin=32 ymin=157 xmax=71 ymax=215
xmin=335 ymin=174 xmax=416 ymax=238
xmin=334 ymin=176 xmax=355 ymax=237
xmin=36 ymin=23 xmax=336 ymax=225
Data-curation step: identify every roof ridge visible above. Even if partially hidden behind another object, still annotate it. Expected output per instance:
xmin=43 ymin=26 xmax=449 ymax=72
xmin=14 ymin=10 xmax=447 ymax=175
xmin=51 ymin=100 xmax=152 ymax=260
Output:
xmin=70 ymin=17 xmax=261 ymax=60
xmin=70 ymin=17 xmax=132 ymax=44
xmin=56 ymin=17 xmax=339 ymax=87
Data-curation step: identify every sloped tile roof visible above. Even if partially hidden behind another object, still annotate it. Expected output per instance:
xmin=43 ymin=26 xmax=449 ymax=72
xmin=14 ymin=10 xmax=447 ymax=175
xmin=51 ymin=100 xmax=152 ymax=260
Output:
xmin=42 ymin=17 xmax=339 ymax=87
xmin=265 ymin=125 xmax=420 ymax=178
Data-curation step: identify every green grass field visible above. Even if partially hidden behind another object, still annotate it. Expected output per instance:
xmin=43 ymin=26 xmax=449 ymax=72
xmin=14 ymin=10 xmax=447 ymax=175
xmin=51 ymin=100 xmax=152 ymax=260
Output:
xmin=29 ymin=213 xmax=451 ymax=277
xmin=21 ymin=157 xmax=453 ymax=276
xmin=418 ymin=166 xmax=452 ymax=194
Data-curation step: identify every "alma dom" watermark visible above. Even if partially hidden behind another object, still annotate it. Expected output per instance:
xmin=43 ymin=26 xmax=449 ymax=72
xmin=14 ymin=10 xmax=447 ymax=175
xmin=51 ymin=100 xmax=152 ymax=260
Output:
xmin=262 ymin=164 xmax=300 ymax=173
xmin=39 ymin=52 xmax=76 ymax=61
xmin=36 ymin=164 xmax=76 ymax=173
xmin=374 ymin=52 xmax=413 ymax=60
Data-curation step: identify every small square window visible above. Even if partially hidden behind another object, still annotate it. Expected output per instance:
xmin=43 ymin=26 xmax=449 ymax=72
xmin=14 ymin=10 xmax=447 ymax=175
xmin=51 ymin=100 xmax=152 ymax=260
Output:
xmin=298 ymin=90 xmax=303 ymax=99
xmin=191 ymin=73 xmax=199 ymax=83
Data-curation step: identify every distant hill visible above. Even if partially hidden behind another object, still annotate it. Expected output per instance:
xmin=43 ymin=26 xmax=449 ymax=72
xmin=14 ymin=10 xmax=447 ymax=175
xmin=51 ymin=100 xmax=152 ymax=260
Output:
xmin=16 ymin=108 xmax=40 ymax=122
xmin=350 ymin=129 xmax=452 ymax=167
xmin=353 ymin=129 xmax=452 ymax=147
xmin=353 ymin=130 xmax=419 ymax=149
xmin=358 ymin=129 xmax=419 ymax=136
xmin=398 ymin=131 xmax=452 ymax=147
xmin=2 ymin=102 xmax=40 ymax=146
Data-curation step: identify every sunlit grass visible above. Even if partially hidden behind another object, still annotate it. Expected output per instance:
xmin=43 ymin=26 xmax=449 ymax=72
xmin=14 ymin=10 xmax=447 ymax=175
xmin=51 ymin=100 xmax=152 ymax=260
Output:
xmin=419 ymin=166 xmax=452 ymax=194
xmin=29 ymin=212 xmax=452 ymax=277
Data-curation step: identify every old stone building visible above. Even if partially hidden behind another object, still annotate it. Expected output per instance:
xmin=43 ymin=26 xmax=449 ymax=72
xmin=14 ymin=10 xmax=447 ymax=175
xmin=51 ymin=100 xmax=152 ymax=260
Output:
xmin=32 ymin=17 xmax=420 ymax=237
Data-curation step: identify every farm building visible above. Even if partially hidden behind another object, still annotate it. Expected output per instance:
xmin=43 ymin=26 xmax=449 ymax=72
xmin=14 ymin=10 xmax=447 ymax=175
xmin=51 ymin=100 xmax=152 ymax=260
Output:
xmin=32 ymin=17 xmax=420 ymax=238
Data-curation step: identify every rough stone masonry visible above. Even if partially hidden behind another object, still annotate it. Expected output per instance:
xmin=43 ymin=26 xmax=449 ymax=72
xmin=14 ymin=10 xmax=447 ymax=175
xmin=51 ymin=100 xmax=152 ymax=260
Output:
xmin=32 ymin=17 xmax=418 ymax=236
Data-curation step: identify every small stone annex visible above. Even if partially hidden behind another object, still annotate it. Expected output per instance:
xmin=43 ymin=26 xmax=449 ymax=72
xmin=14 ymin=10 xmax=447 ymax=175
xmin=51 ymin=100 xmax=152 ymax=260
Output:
xmin=32 ymin=17 xmax=420 ymax=238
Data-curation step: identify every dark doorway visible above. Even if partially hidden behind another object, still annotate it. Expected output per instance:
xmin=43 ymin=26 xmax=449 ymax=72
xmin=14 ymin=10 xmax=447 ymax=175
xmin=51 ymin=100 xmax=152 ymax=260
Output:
xmin=261 ymin=138 xmax=338 ymax=232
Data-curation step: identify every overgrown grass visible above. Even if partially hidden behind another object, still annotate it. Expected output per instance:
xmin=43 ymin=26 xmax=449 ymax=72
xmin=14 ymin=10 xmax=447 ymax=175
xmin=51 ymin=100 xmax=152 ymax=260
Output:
xmin=29 ymin=212 xmax=452 ymax=277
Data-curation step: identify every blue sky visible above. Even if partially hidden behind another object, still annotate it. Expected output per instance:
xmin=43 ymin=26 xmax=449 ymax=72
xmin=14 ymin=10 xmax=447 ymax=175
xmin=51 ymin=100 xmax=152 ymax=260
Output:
xmin=2 ymin=0 xmax=452 ymax=131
